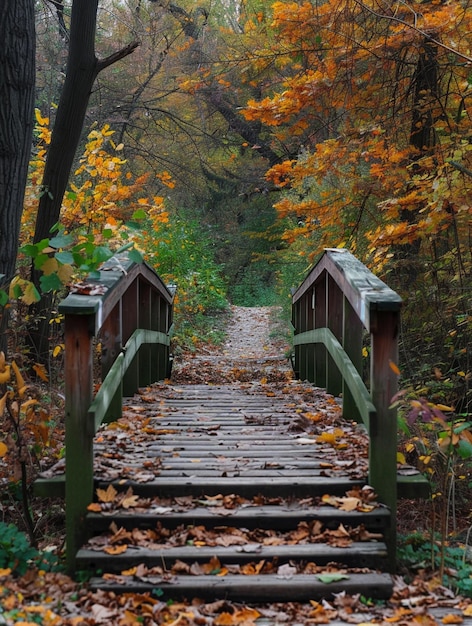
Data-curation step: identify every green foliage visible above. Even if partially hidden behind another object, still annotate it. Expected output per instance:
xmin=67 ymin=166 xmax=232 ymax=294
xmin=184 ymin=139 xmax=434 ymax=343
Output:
xmin=139 ymin=212 xmax=228 ymax=350
xmin=0 ymin=522 xmax=38 ymax=576
xmin=397 ymin=532 xmax=472 ymax=597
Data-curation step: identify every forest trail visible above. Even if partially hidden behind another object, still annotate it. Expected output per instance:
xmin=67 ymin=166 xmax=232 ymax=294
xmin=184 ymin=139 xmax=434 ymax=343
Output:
xmin=171 ymin=305 xmax=293 ymax=385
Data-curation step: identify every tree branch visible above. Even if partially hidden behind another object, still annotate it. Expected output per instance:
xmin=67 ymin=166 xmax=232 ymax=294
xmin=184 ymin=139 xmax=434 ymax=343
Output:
xmin=354 ymin=0 xmax=472 ymax=64
xmin=97 ymin=41 xmax=141 ymax=74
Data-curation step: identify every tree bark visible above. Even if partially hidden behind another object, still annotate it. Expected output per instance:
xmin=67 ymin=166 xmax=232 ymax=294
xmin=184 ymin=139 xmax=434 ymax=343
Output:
xmin=30 ymin=0 xmax=138 ymax=361
xmin=0 ymin=0 xmax=35 ymax=353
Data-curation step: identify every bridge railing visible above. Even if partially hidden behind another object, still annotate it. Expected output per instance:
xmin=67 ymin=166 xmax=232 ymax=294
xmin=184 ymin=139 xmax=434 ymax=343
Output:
xmin=292 ymin=248 xmax=401 ymax=524
xmin=57 ymin=253 xmax=174 ymax=570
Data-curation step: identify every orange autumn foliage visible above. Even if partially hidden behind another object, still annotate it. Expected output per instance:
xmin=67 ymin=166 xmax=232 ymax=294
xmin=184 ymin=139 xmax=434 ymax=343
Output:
xmin=240 ymin=0 xmax=472 ymax=270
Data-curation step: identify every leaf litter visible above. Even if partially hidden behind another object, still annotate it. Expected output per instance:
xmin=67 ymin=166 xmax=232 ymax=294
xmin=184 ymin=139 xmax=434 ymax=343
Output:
xmin=10 ymin=306 xmax=472 ymax=624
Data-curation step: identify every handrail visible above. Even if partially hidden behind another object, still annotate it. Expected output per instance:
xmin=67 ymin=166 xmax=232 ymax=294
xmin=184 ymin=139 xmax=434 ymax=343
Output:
xmin=292 ymin=248 xmax=402 ymax=566
xmin=59 ymin=253 xmax=174 ymax=571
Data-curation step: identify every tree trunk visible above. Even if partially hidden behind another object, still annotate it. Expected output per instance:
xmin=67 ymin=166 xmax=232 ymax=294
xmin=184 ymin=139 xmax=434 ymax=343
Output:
xmin=30 ymin=0 xmax=138 ymax=362
xmin=0 ymin=0 xmax=35 ymax=354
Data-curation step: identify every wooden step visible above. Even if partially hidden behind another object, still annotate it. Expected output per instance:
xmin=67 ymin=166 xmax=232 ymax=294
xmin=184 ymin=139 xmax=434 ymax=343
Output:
xmin=96 ymin=476 xmax=365 ymax=499
xmin=87 ymin=572 xmax=393 ymax=601
xmin=85 ymin=503 xmax=391 ymax=532
xmin=77 ymin=541 xmax=390 ymax=572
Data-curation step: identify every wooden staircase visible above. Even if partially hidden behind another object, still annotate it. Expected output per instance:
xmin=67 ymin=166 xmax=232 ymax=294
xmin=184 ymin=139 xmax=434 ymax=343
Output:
xmin=69 ymin=380 xmax=394 ymax=601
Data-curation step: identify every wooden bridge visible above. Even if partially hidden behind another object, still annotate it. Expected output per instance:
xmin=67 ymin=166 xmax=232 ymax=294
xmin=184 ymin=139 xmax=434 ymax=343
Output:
xmin=35 ymin=249 xmax=427 ymax=602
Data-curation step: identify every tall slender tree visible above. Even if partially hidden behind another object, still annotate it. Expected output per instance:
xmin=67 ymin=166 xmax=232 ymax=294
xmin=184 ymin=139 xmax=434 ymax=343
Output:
xmin=0 ymin=0 xmax=36 ymax=353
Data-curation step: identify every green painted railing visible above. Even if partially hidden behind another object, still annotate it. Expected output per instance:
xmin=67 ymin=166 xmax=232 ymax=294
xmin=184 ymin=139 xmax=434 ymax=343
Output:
xmin=292 ymin=249 xmax=402 ymax=565
xmin=51 ymin=254 xmax=174 ymax=571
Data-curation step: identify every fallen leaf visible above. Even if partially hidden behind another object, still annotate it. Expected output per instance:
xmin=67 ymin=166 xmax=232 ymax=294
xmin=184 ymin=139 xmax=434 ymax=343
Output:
xmin=276 ymin=563 xmax=297 ymax=579
xmin=317 ymin=573 xmax=350 ymax=583
xmin=97 ymin=484 xmax=117 ymax=503
xmin=442 ymin=615 xmax=464 ymax=624
xmin=104 ymin=544 xmax=128 ymax=555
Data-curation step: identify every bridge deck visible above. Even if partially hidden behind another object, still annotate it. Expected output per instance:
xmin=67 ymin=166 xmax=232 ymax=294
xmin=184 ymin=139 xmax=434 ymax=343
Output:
xmin=72 ymin=377 xmax=395 ymax=600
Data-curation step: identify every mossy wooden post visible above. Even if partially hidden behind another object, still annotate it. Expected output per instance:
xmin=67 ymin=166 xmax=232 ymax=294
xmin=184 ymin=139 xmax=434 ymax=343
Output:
xmin=342 ymin=297 xmax=363 ymax=423
xmin=326 ymin=275 xmax=343 ymax=397
xmin=158 ymin=295 xmax=168 ymax=380
xmin=139 ymin=281 xmax=152 ymax=387
xmin=314 ymin=275 xmax=327 ymax=388
xmin=101 ymin=302 xmax=122 ymax=423
xmin=64 ymin=313 xmax=94 ymax=573
xmin=370 ymin=309 xmax=400 ymax=569
xmin=306 ymin=289 xmax=315 ymax=383
xmin=122 ymin=278 xmax=139 ymax=396
xmin=292 ymin=295 xmax=301 ymax=380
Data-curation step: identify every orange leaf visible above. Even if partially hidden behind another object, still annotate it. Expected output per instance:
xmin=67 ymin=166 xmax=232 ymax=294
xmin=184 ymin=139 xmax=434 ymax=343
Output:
xmin=87 ymin=502 xmax=102 ymax=512
xmin=104 ymin=544 xmax=128 ymax=555
xmin=442 ymin=615 xmax=464 ymax=624
xmin=389 ymin=360 xmax=401 ymax=376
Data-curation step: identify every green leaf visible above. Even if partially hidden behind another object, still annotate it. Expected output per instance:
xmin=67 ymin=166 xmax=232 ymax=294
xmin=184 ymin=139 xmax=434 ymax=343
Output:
xmin=132 ymin=208 xmax=147 ymax=220
xmin=457 ymin=439 xmax=472 ymax=459
xmin=128 ymin=248 xmax=143 ymax=264
xmin=93 ymin=246 xmax=113 ymax=264
xmin=55 ymin=250 xmax=75 ymax=265
xmin=49 ymin=233 xmax=74 ymax=248
xmin=20 ymin=243 xmax=39 ymax=257
xmin=34 ymin=253 xmax=50 ymax=270
xmin=40 ymin=273 xmax=63 ymax=293
xmin=0 ymin=290 xmax=8 ymax=307
xmin=316 ymin=573 xmax=350 ymax=583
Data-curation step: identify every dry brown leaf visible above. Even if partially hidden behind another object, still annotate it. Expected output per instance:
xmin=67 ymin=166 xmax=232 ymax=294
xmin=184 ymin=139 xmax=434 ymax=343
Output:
xmin=96 ymin=484 xmax=117 ymax=503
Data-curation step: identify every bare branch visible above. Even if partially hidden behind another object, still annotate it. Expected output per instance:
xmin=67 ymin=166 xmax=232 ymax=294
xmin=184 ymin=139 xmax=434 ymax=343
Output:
xmin=97 ymin=41 xmax=141 ymax=74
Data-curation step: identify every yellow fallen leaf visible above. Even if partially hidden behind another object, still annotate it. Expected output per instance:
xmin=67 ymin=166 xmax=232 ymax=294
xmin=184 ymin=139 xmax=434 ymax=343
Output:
xmin=0 ymin=364 xmax=10 ymax=384
xmin=0 ymin=442 xmax=8 ymax=458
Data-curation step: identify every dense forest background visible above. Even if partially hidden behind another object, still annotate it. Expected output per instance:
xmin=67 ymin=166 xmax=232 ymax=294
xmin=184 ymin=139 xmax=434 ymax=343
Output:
xmin=1 ymin=0 xmax=472 ymax=411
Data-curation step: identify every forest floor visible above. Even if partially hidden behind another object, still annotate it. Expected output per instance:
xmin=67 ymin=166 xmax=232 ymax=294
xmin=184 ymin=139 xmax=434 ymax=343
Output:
xmin=1 ymin=305 xmax=472 ymax=624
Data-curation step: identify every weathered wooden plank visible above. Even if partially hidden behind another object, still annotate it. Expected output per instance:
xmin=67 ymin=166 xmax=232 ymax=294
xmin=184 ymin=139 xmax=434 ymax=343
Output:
xmin=293 ymin=328 xmax=375 ymax=430
xmin=86 ymin=505 xmax=391 ymax=531
xmin=64 ymin=314 xmax=94 ymax=573
xmin=98 ymin=476 xmax=364 ymax=498
xmin=88 ymin=573 xmax=394 ymax=601
xmin=77 ymin=542 xmax=388 ymax=571
xmin=90 ymin=329 xmax=171 ymax=430
xmin=292 ymin=249 xmax=402 ymax=330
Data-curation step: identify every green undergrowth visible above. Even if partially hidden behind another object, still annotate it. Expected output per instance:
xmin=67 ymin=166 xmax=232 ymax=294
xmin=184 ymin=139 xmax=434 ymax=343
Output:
xmin=0 ymin=522 xmax=61 ymax=576
xmin=397 ymin=531 xmax=472 ymax=597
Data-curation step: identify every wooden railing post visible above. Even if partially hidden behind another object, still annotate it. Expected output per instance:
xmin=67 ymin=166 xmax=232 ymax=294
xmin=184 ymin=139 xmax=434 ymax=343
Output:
xmin=314 ymin=276 xmax=327 ymax=388
xmin=342 ymin=296 xmax=363 ymax=423
xmin=326 ymin=275 xmax=343 ymax=396
xmin=101 ymin=302 xmax=122 ymax=423
xmin=291 ymin=248 xmax=402 ymax=568
xmin=64 ymin=313 xmax=94 ymax=572
xmin=370 ymin=309 xmax=400 ymax=566
xmin=122 ymin=278 xmax=139 ymax=396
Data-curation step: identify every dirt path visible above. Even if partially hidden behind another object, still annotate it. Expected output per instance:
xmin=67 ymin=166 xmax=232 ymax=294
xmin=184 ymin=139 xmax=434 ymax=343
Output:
xmin=171 ymin=305 xmax=293 ymax=384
